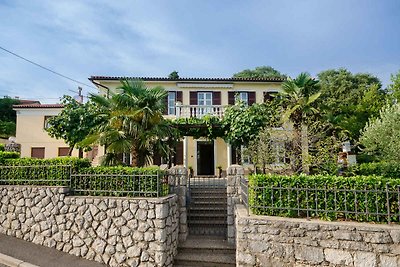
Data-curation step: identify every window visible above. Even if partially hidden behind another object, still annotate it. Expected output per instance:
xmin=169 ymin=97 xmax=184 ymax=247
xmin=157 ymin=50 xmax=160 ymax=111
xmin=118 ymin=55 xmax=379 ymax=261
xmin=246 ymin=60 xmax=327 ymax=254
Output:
xmin=198 ymin=92 xmax=213 ymax=106
xmin=43 ymin=116 xmax=53 ymax=129
xmin=31 ymin=147 xmax=45 ymax=159
xmin=58 ymin=147 xmax=69 ymax=157
xmin=168 ymin=92 xmax=176 ymax=115
xmin=238 ymin=92 xmax=248 ymax=105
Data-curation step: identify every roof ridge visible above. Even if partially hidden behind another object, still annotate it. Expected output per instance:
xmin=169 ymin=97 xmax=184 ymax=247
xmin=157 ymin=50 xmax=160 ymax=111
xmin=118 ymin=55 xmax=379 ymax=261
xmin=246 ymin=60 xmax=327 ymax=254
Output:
xmin=89 ymin=76 xmax=286 ymax=82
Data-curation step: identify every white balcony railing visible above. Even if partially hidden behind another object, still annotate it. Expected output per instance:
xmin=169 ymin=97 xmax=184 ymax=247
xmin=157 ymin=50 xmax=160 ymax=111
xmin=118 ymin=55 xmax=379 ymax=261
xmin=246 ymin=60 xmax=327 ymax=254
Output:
xmin=175 ymin=104 xmax=226 ymax=118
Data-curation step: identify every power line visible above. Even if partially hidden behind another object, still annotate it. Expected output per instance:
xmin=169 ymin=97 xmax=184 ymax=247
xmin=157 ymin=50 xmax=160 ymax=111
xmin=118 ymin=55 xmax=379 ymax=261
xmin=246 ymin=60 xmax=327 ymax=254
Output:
xmin=0 ymin=45 xmax=97 ymax=89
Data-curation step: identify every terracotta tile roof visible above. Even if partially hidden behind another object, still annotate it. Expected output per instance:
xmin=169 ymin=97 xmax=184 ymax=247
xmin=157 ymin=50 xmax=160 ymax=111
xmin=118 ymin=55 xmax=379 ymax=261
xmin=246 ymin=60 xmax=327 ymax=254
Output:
xmin=13 ymin=104 xmax=64 ymax=109
xmin=89 ymin=76 xmax=285 ymax=83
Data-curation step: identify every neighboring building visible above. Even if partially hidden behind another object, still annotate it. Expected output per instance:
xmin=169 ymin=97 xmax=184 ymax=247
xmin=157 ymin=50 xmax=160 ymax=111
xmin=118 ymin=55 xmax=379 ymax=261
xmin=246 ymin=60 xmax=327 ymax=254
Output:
xmin=13 ymin=104 xmax=82 ymax=159
xmin=89 ymin=76 xmax=284 ymax=175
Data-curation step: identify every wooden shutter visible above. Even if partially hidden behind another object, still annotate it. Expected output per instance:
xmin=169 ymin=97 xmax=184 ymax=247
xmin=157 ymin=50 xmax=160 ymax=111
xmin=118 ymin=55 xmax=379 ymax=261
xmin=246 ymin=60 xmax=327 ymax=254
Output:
xmin=58 ymin=147 xmax=69 ymax=157
xmin=248 ymin=92 xmax=256 ymax=105
xmin=263 ymin=92 xmax=270 ymax=102
xmin=213 ymin=91 xmax=221 ymax=105
xmin=176 ymin=91 xmax=183 ymax=103
xmin=190 ymin=91 xmax=197 ymax=105
xmin=228 ymin=92 xmax=235 ymax=105
xmin=31 ymin=147 xmax=45 ymax=159
xmin=175 ymin=141 xmax=183 ymax=165
xmin=163 ymin=93 xmax=169 ymax=115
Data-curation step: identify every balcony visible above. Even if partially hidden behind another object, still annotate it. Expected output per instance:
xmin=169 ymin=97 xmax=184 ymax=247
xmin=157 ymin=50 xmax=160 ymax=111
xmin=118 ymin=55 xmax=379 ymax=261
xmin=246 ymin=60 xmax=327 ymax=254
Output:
xmin=175 ymin=104 xmax=226 ymax=118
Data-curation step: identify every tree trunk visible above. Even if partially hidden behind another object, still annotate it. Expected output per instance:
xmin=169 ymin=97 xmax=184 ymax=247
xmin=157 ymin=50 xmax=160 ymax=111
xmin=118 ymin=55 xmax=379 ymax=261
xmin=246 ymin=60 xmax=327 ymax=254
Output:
xmin=301 ymin=123 xmax=309 ymax=174
xmin=68 ymin=145 xmax=74 ymax=156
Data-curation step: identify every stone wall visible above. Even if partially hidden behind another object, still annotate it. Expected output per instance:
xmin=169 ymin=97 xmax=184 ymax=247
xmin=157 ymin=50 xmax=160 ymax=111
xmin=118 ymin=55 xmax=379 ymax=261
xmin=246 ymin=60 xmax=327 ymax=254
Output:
xmin=236 ymin=204 xmax=400 ymax=267
xmin=226 ymin=165 xmax=244 ymax=244
xmin=0 ymin=186 xmax=179 ymax=267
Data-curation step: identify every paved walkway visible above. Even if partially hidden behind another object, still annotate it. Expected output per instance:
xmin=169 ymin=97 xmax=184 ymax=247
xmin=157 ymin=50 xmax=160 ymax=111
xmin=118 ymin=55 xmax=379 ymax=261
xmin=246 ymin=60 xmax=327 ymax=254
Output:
xmin=0 ymin=234 xmax=106 ymax=267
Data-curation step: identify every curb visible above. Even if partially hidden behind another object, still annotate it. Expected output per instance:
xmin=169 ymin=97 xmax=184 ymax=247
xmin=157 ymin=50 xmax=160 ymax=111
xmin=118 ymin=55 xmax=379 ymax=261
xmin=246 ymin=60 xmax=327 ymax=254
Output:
xmin=0 ymin=253 xmax=39 ymax=267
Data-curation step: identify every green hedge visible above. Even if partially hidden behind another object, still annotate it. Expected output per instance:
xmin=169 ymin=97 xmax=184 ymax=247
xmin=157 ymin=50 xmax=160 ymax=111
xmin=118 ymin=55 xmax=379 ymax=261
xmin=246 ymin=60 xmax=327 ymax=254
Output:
xmin=0 ymin=144 xmax=4 ymax=151
xmin=348 ymin=162 xmax=400 ymax=179
xmin=71 ymin=166 xmax=168 ymax=197
xmin=249 ymin=174 xmax=400 ymax=223
xmin=0 ymin=157 xmax=90 ymax=186
xmin=0 ymin=151 xmax=20 ymax=162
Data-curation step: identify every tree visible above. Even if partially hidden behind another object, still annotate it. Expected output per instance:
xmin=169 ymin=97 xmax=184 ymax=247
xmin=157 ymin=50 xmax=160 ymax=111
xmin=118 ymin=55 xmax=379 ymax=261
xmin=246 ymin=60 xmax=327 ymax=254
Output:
xmin=84 ymin=80 xmax=174 ymax=167
xmin=0 ymin=97 xmax=20 ymax=138
xmin=233 ymin=66 xmax=286 ymax=79
xmin=46 ymin=96 xmax=103 ymax=156
xmin=280 ymin=72 xmax=321 ymax=173
xmin=360 ymin=103 xmax=400 ymax=162
xmin=168 ymin=71 xmax=179 ymax=79
xmin=222 ymin=100 xmax=281 ymax=148
xmin=317 ymin=68 xmax=386 ymax=140
xmin=387 ymin=70 xmax=400 ymax=103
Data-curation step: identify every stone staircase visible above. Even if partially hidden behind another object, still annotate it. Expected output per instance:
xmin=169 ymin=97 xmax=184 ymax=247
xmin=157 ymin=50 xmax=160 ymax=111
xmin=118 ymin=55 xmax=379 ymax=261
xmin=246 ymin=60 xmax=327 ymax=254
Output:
xmin=174 ymin=181 xmax=235 ymax=266
xmin=187 ymin=187 xmax=227 ymax=236
xmin=174 ymin=236 xmax=236 ymax=267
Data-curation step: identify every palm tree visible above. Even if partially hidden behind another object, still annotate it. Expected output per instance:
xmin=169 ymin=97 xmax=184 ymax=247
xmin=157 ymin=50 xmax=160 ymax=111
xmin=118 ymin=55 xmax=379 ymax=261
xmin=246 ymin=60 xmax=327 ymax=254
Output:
xmin=83 ymin=79 xmax=174 ymax=167
xmin=280 ymin=73 xmax=321 ymax=173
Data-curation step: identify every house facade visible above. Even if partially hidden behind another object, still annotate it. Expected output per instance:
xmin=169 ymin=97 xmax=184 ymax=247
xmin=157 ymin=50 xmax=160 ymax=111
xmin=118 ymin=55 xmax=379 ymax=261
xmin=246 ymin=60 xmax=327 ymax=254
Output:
xmin=13 ymin=104 xmax=83 ymax=159
xmin=89 ymin=76 xmax=284 ymax=176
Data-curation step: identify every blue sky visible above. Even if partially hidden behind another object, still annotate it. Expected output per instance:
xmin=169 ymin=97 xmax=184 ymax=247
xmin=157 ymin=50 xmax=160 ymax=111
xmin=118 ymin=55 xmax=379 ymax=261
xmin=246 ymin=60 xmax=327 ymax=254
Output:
xmin=0 ymin=0 xmax=399 ymax=103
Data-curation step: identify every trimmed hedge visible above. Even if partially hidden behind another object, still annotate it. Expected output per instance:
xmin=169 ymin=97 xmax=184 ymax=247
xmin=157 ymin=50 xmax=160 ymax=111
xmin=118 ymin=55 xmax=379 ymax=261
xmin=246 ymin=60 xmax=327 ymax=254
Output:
xmin=0 ymin=151 xmax=20 ymax=163
xmin=71 ymin=166 xmax=167 ymax=197
xmin=0 ymin=157 xmax=90 ymax=186
xmin=249 ymin=174 xmax=400 ymax=223
xmin=349 ymin=162 xmax=400 ymax=179
xmin=0 ymin=144 xmax=4 ymax=151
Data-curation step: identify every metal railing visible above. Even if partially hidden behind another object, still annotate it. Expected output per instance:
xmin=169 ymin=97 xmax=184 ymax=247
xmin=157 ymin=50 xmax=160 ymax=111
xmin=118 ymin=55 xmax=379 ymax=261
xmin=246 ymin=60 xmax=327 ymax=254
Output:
xmin=0 ymin=165 xmax=71 ymax=186
xmin=70 ymin=172 xmax=169 ymax=198
xmin=240 ymin=177 xmax=400 ymax=224
xmin=176 ymin=105 xmax=226 ymax=118
xmin=0 ymin=165 xmax=171 ymax=198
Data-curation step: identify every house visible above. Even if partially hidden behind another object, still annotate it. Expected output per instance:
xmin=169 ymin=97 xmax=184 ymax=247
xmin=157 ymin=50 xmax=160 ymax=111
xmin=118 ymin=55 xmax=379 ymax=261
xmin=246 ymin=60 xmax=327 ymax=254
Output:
xmin=13 ymin=103 xmax=83 ymax=158
xmin=89 ymin=76 xmax=284 ymax=176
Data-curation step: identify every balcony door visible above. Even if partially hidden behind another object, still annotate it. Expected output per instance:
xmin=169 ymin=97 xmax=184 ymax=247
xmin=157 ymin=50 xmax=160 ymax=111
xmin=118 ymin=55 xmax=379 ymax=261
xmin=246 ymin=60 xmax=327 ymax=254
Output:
xmin=198 ymin=92 xmax=213 ymax=116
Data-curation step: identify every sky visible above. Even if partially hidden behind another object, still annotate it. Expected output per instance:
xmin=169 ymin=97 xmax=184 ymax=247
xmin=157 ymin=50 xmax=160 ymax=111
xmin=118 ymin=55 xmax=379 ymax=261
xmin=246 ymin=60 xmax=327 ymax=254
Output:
xmin=0 ymin=0 xmax=399 ymax=103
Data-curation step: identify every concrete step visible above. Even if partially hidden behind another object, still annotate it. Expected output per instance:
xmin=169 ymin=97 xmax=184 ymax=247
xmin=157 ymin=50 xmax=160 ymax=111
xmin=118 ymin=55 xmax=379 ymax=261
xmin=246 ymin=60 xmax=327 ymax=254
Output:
xmin=189 ymin=206 xmax=226 ymax=211
xmin=175 ymin=236 xmax=235 ymax=267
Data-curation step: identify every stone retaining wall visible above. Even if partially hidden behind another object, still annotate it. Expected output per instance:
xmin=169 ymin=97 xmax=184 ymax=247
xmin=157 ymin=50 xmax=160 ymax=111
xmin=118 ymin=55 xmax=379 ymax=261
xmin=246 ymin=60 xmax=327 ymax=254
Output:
xmin=235 ymin=204 xmax=400 ymax=267
xmin=0 ymin=186 xmax=179 ymax=267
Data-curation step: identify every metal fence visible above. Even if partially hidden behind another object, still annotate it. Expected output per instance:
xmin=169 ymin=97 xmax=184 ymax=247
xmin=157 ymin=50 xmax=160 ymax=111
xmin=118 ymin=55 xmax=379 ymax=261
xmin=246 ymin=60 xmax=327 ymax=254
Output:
xmin=0 ymin=165 xmax=170 ymax=198
xmin=70 ymin=172 xmax=169 ymax=197
xmin=240 ymin=177 xmax=400 ymax=224
xmin=0 ymin=165 xmax=71 ymax=186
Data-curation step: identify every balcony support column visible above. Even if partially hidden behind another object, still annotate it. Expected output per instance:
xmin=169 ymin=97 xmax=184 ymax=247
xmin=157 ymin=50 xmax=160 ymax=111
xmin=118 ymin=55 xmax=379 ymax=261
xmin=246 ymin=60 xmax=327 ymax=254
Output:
xmin=183 ymin=136 xmax=189 ymax=168
xmin=227 ymin=143 xmax=232 ymax=166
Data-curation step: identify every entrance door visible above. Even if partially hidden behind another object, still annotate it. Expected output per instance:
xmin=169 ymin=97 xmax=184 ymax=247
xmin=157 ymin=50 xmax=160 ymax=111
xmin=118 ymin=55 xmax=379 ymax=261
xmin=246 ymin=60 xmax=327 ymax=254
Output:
xmin=197 ymin=141 xmax=214 ymax=175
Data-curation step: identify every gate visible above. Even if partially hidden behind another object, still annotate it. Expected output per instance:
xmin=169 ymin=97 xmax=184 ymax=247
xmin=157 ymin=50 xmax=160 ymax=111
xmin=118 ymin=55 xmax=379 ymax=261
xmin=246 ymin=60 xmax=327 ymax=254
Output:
xmin=187 ymin=176 xmax=227 ymax=237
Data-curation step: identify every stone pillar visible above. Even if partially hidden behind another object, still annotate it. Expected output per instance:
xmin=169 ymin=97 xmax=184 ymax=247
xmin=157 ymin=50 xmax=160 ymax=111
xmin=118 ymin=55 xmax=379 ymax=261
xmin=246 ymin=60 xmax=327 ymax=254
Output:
xmin=183 ymin=136 xmax=188 ymax=169
xmin=226 ymin=164 xmax=244 ymax=244
xmin=168 ymin=166 xmax=188 ymax=242
xmin=227 ymin=143 xmax=232 ymax=167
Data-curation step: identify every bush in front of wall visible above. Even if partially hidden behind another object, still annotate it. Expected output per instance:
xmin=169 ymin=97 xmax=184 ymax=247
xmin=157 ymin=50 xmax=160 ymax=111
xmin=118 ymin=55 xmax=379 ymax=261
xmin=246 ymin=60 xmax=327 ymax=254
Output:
xmin=248 ymin=173 xmax=400 ymax=223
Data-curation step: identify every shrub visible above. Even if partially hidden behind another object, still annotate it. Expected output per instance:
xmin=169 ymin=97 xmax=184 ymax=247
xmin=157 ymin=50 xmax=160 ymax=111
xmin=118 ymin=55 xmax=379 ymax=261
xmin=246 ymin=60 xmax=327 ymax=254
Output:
xmin=71 ymin=166 xmax=167 ymax=197
xmin=0 ymin=157 xmax=90 ymax=186
xmin=348 ymin=162 xmax=400 ymax=179
xmin=0 ymin=144 xmax=4 ymax=151
xmin=248 ymin=174 xmax=400 ymax=223
xmin=0 ymin=151 xmax=20 ymax=164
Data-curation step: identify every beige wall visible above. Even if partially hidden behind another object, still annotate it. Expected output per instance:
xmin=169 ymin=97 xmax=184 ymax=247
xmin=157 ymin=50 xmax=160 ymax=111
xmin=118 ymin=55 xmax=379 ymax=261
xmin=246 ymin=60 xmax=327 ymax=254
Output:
xmin=95 ymin=80 xmax=282 ymax=105
xmin=14 ymin=108 xmax=80 ymax=158
xmin=92 ymin=79 xmax=283 ymax=172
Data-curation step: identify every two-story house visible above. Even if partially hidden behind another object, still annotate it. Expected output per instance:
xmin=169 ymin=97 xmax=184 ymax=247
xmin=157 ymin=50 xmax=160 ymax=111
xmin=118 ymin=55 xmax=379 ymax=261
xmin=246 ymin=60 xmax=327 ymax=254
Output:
xmin=89 ymin=76 xmax=284 ymax=176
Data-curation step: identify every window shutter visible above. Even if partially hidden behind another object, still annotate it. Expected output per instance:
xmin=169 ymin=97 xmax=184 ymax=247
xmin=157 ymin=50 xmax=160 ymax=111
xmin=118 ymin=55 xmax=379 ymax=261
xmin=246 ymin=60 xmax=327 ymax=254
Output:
xmin=31 ymin=147 xmax=45 ymax=159
xmin=163 ymin=93 xmax=168 ymax=115
xmin=175 ymin=141 xmax=183 ymax=165
xmin=213 ymin=91 xmax=221 ymax=105
xmin=190 ymin=91 xmax=197 ymax=105
xmin=263 ymin=92 xmax=269 ymax=102
xmin=248 ymin=92 xmax=256 ymax=105
xmin=176 ymin=91 xmax=183 ymax=103
xmin=228 ymin=92 xmax=235 ymax=105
